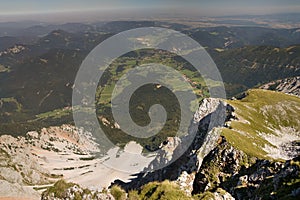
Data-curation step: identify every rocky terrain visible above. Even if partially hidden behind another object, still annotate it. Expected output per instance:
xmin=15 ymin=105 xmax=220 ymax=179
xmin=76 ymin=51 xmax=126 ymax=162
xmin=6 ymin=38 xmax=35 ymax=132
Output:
xmin=37 ymin=89 xmax=299 ymax=200
xmin=193 ymin=136 xmax=300 ymax=199
xmin=260 ymin=76 xmax=300 ymax=97
xmin=0 ymin=125 xmax=98 ymax=199
xmin=0 ymin=124 xmax=142 ymax=199
xmin=0 ymin=11 xmax=300 ymax=200
xmin=107 ymin=89 xmax=299 ymax=199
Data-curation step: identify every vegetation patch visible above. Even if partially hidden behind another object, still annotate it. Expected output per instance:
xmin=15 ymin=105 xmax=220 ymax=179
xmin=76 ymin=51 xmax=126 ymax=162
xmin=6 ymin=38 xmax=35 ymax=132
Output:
xmin=110 ymin=185 xmax=127 ymax=200
xmin=42 ymin=179 xmax=77 ymax=198
xmin=221 ymin=89 xmax=300 ymax=159
xmin=139 ymin=180 xmax=192 ymax=200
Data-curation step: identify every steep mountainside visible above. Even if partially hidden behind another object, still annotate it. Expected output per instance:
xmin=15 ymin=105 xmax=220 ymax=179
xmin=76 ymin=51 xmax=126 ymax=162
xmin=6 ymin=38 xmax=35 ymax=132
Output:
xmin=221 ymin=89 xmax=300 ymax=160
xmin=212 ymin=46 xmax=300 ymax=96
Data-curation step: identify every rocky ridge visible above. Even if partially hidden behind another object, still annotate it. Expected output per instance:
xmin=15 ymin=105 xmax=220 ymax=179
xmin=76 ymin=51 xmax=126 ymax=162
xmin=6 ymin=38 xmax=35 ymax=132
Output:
xmin=193 ymin=136 xmax=300 ymax=199
xmin=112 ymin=98 xmax=228 ymax=194
xmin=112 ymin=90 xmax=299 ymax=199
xmin=260 ymin=76 xmax=300 ymax=97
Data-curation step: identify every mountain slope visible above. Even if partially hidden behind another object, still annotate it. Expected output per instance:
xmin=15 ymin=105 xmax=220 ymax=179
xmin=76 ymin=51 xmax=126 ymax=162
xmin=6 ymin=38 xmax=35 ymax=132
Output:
xmin=110 ymin=89 xmax=300 ymax=199
xmin=212 ymin=45 xmax=300 ymax=96
xmin=192 ymin=89 xmax=300 ymax=199
xmin=222 ymin=89 xmax=300 ymax=160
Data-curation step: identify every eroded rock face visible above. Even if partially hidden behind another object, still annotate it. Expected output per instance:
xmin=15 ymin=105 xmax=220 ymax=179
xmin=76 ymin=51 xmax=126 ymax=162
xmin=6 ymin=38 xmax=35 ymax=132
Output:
xmin=113 ymin=98 xmax=229 ymax=195
xmin=0 ymin=134 xmax=52 ymax=186
xmin=260 ymin=76 xmax=300 ymax=97
xmin=0 ymin=124 xmax=100 ymax=199
xmin=192 ymin=136 xmax=300 ymax=199
xmin=0 ymin=180 xmax=40 ymax=200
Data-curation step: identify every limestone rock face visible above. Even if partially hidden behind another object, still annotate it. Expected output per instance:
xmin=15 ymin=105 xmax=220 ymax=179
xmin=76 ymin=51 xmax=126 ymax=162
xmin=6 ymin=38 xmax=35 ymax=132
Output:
xmin=0 ymin=134 xmax=51 ymax=186
xmin=260 ymin=76 xmax=300 ymax=97
xmin=0 ymin=124 xmax=100 ymax=199
xmin=113 ymin=93 xmax=299 ymax=199
xmin=192 ymin=136 xmax=300 ymax=199
xmin=114 ymin=98 xmax=229 ymax=195
xmin=0 ymin=180 xmax=40 ymax=200
xmin=213 ymin=188 xmax=235 ymax=200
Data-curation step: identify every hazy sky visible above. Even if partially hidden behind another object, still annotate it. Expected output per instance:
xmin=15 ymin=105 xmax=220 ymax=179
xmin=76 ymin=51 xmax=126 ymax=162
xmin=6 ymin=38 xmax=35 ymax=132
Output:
xmin=0 ymin=0 xmax=299 ymax=21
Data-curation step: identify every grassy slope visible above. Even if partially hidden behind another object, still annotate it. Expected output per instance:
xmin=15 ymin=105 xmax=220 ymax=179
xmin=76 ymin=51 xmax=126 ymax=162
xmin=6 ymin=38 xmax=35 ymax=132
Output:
xmin=221 ymin=89 xmax=300 ymax=159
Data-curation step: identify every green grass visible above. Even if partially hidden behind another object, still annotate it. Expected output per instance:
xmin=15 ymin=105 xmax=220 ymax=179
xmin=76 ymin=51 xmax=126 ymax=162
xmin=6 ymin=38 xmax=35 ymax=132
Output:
xmin=221 ymin=89 xmax=300 ymax=159
xmin=139 ymin=180 xmax=192 ymax=200
xmin=34 ymin=107 xmax=72 ymax=120
xmin=128 ymin=190 xmax=141 ymax=200
xmin=98 ymin=83 xmax=116 ymax=104
xmin=42 ymin=179 xmax=77 ymax=198
xmin=193 ymin=191 xmax=215 ymax=200
xmin=42 ymin=179 xmax=92 ymax=199
xmin=110 ymin=185 xmax=127 ymax=200
xmin=95 ymin=49 xmax=209 ymax=152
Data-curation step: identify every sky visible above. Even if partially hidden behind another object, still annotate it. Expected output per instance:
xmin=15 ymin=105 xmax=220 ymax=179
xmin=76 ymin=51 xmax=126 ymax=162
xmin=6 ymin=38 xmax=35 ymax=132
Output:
xmin=0 ymin=0 xmax=299 ymax=21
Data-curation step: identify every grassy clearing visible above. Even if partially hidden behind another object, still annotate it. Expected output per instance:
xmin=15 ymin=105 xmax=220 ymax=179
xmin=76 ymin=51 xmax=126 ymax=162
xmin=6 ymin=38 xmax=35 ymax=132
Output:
xmin=110 ymin=185 xmax=127 ymax=200
xmin=139 ymin=180 xmax=192 ymax=200
xmin=221 ymin=89 xmax=300 ymax=159
xmin=98 ymin=83 xmax=115 ymax=105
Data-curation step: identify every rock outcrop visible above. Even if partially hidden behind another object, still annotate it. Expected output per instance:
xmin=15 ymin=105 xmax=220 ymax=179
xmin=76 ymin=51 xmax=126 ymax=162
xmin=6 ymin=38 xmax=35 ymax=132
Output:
xmin=0 ymin=180 xmax=40 ymax=200
xmin=260 ymin=76 xmax=300 ymax=97
xmin=0 ymin=125 xmax=100 ymax=199
xmin=112 ymin=91 xmax=300 ymax=199
xmin=113 ymin=98 xmax=229 ymax=195
xmin=193 ymin=136 xmax=300 ymax=199
xmin=41 ymin=180 xmax=115 ymax=200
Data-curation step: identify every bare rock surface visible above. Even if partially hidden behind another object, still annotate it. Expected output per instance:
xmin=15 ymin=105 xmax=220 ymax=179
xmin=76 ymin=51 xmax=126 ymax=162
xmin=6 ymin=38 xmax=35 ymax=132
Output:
xmin=0 ymin=180 xmax=40 ymax=200
xmin=260 ymin=76 xmax=300 ymax=97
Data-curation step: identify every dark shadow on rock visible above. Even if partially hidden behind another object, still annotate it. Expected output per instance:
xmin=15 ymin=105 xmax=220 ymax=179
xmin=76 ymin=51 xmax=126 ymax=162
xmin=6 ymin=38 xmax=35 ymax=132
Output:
xmin=111 ymin=102 xmax=232 ymax=191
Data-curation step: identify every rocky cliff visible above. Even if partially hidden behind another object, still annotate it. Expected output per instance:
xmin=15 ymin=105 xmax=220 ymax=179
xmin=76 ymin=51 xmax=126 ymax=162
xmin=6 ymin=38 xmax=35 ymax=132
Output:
xmin=112 ymin=89 xmax=300 ymax=199
xmin=193 ymin=136 xmax=300 ymax=199
xmin=111 ymin=98 xmax=228 ymax=193
xmin=260 ymin=76 xmax=300 ymax=97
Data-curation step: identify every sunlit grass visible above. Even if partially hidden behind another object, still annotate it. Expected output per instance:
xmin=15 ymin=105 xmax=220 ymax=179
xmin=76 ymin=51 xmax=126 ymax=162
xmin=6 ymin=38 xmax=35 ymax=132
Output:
xmin=221 ymin=89 xmax=300 ymax=159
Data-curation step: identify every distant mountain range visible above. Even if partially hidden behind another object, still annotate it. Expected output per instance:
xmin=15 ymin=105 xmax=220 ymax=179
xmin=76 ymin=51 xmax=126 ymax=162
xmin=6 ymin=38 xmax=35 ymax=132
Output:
xmin=0 ymin=21 xmax=299 ymax=136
